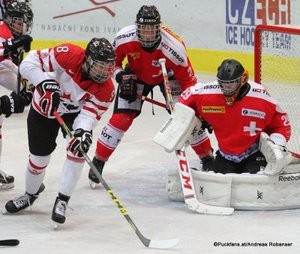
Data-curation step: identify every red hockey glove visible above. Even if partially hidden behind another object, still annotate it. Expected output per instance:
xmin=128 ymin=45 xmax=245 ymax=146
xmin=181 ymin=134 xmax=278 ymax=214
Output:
xmin=36 ymin=79 xmax=60 ymax=117
xmin=68 ymin=129 xmax=92 ymax=157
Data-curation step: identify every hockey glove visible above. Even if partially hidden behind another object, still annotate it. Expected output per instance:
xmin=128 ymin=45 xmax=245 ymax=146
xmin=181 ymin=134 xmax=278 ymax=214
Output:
xmin=0 ymin=92 xmax=26 ymax=118
xmin=3 ymin=35 xmax=33 ymax=57
xmin=201 ymin=119 xmax=213 ymax=134
xmin=68 ymin=129 xmax=92 ymax=157
xmin=259 ymin=132 xmax=292 ymax=175
xmin=20 ymin=78 xmax=34 ymax=106
xmin=36 ymin=79 xmax=60 ymax=117
xmin=117 ymin=73 xmax=137 ymax=103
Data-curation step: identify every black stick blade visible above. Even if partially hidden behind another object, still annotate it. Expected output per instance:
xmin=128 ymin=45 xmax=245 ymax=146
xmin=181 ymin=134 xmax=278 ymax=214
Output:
xmin=0 ymin=239 xmax=20 ymax=246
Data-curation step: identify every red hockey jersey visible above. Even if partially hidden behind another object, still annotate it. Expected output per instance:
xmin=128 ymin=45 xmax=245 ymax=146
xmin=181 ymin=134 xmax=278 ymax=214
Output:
xmin=179 ymin=81 xmax=291 ymax=156
xmin=112 ymin=24 xmax=197 ymax=90
xmin=20 ymin=43 xmax=115 ymax=131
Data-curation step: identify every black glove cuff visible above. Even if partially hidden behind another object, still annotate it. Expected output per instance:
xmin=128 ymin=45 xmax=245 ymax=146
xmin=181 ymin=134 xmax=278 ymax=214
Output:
xmin=115 ymin=71 xmax=126 ymax=84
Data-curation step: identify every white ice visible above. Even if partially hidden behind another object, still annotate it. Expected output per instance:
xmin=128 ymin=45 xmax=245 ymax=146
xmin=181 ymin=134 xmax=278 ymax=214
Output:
xmin=1 ymin=75 xmax=300 ymax=254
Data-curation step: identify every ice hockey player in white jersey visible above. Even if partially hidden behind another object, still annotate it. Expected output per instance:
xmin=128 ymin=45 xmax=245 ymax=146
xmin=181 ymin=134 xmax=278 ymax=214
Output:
xmin=0 ymin=0 xmax=33 ymax=189
xmin=4 ymin=38 xmax=116 ymax=226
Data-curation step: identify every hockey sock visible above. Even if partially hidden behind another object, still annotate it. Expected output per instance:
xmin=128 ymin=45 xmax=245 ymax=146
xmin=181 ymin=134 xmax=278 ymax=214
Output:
xmin=95 ymin=112 xmax=135 ymax=160
xmin=59 ymin=159 xmax=84 ymax=196
xmin=26 ymin=153 xmax=50 ymax=194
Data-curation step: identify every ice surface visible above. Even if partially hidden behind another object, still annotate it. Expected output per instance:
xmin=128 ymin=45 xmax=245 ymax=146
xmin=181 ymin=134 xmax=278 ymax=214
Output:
xmin=1 ymin=75 xmax=300 ymax=254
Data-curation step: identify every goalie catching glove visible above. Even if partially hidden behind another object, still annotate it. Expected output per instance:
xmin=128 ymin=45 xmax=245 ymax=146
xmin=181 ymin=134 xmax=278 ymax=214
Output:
xmin=68 ymin=128 xmax=92 ymax=157
xmin=259 ymin=132 xmax=292 ymax=175
xmin=116 ymin=71 xmax=137 ymax=103
xmin=36 ymin=79 xmax=60 ymax=117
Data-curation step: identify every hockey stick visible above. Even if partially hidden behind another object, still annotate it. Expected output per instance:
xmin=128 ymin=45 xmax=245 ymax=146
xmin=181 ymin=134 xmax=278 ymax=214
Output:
xmin=159 ymin=58 xmax=174 ymax=112
xmin=159 ymin=58 xmax=234 ymax=215
xmin=139 ymin=95 xmax=167 ymax=109
xmin=53 ymin=112 xmax=179 ymax=249
xmin=16 ymin=51 xmax=24 ymax=95
xmin=0 ymin=239 xmax=20 ymax=246
xmin=176 ymin=149 xmax=234 ymax=215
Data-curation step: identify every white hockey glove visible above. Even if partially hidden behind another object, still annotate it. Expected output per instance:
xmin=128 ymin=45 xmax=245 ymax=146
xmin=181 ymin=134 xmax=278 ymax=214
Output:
xmin=259 ymin=132 xmax=292 ymax=175
xmin=68 ymin=129 xmax=92 ymax=157
xmin=36 ymin=79 xmax=60 ymax=117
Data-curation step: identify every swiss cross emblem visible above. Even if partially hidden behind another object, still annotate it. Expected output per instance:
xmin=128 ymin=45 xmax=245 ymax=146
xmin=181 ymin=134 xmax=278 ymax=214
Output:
xmin=243 ymin=121 xmax=262 ymax=136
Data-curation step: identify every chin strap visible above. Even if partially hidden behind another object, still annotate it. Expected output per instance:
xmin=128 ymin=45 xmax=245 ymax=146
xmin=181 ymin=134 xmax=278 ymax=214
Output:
xmin=225 ymin=83 xmax=250 ymax=106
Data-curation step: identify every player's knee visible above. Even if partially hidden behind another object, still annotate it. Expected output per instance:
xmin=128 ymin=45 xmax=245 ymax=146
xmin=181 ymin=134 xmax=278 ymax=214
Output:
xmin=109 ymin=112 xmax=136 ymax=131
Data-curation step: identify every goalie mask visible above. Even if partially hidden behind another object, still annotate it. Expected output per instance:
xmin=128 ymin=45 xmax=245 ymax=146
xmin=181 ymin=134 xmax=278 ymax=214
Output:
xmin=217 ymin=59 xmax=249 ymax=105
xmin=136 ymin=5 xmax=161 ymax=49
xmin=4 ymin=1 xmax=33 ymax=37
xmin=84 ymin=38 xmax=116 ymax=83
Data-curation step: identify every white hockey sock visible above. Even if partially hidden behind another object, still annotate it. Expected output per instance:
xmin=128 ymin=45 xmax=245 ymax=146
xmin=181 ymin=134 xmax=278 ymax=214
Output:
xmin=59 ymin=159 xmax=84 ymax=196
xmin=26 ymin=154 xmax=50 ymax=194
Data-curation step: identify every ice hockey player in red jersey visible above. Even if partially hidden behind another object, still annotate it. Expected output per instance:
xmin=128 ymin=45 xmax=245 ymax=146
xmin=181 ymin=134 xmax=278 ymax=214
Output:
xmin=87 ymin=5 xmax=213 ymax=187
xmin=0 ymin=1 xmax=33 ymax=189
xmin=178 ymin=59 xmax=291 ymax=174
xmin=4 ymin=38 xmax=116 ymax=225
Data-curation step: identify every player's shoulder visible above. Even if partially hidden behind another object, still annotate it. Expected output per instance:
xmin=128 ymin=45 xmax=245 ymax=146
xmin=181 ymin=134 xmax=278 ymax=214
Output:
xmin=161 ymin=24 xmax=185 ymax=45
xmin=0 ymin=21 xmax=13 ymax=40
xmin=88 ymin=78 xmax=116 ymax=103
xmin=53 ymin=43 xmax=85 ymax=68
xmin=159 ymin=25 xmax=189 ymax=65
xmin=247 ymin=80 xmax=278 ymax=104
xmin=193 ymin=81 xmax=219 ymax=93
xmin=247 ymin=80 xmax=270 ymax=97
xmin=113 ymin=25 xmax=137 ymax=45
xmin=54 ymin=43 xmax=84 ymax=55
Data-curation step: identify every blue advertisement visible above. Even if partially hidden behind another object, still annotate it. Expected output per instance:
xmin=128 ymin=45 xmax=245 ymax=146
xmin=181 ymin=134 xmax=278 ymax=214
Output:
xmin=225 ymin=0 xmax=291 ymax=46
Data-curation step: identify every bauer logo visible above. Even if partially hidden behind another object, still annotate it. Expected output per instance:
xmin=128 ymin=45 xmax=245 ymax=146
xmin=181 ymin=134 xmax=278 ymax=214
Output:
xmin=225 ymin=0 xmax=291 ymax=46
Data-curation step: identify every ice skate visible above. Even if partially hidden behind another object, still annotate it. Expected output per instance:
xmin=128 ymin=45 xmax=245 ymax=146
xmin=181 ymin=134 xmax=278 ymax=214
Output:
xmin=52 ymin=197 xmax=68 ymax=228
xmin=88 ymin=157 xmax=105 ymax=189
xmin=0 ymin=169 xmax=14 ymax=190
xmin=4 ymin=183 xmax=45 ymax=214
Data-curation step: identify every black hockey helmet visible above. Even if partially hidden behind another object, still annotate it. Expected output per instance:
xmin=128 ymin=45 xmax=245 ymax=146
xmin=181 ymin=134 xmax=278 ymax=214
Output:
xmin=136 ymin=5 xmax=161 ymax=49
xmin=4 ymin=1 xmax=33 ymax=36
xmin=217 ymin=59 xmax=248 ymax=97
xmin=85 ymin=38 xmax=116 ymax=83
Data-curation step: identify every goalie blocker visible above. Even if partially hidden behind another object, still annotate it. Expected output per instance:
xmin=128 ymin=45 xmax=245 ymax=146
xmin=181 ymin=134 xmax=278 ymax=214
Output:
xmin=154 ymin=103 xmax=298 ymax=210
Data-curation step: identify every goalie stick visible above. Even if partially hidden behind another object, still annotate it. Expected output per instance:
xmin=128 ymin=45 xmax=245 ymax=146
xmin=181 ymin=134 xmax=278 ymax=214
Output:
xmin=159 ymin=58 xmax=234 ymax=215
xmin=0 ymin=239 xmax=20 ymax=247
xmin=176 ymin=149 xmax=234 ymax=215
xmin=53 ymin=112 xmax=179 ymax=249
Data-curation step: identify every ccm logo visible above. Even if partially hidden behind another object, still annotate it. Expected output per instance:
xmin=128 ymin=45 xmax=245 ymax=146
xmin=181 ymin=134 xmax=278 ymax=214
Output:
xmin=176 ymin=150 xmax=193 ymax=190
